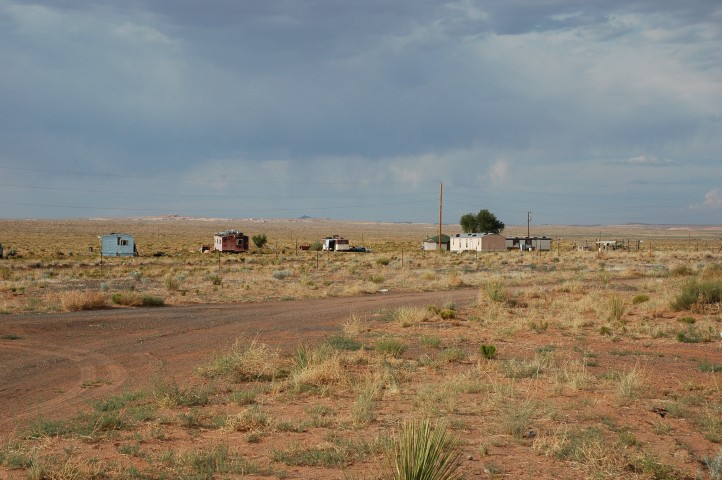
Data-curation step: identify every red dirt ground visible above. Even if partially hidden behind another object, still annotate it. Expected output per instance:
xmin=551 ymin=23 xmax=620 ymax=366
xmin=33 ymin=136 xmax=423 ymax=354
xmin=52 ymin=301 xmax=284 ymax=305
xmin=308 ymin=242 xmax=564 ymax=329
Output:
xmin=0 ymin=289 xmax=477 ymax=437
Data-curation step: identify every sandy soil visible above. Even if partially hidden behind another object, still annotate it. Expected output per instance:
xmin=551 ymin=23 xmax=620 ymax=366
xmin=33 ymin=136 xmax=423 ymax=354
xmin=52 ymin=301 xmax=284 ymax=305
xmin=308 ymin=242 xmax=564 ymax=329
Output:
xmin=0 ymin=288 xmax=477 ymax=437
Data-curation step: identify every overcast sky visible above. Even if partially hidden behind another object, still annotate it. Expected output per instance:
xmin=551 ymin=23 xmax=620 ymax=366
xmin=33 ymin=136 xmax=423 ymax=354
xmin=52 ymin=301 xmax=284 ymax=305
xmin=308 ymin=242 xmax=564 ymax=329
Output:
xmin=1 ymin=1 xmax=721 ymax=225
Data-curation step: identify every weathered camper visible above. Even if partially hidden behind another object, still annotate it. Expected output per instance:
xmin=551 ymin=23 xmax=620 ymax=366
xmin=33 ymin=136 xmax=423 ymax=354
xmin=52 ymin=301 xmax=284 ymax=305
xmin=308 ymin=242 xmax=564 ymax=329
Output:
xmin=450 ymin=233 xmax=506 ymax=252
xmin=596 ymin=240 xmax=623 ymax=251
xmin=506 ymin=236 xmax=552 ymax=251
xmin=322 ymin=235 xmax=350 ymax=252
xmin=99 ymin=233 xmax=137 ymax=257
xmin=214 ymin=230 xmax=249 ymax=253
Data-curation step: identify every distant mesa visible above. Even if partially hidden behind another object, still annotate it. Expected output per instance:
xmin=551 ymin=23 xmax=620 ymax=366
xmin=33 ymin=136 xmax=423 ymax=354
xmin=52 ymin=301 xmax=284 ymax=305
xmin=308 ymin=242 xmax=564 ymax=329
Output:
xmin=298 ymin=215 xmax=312 ymax=220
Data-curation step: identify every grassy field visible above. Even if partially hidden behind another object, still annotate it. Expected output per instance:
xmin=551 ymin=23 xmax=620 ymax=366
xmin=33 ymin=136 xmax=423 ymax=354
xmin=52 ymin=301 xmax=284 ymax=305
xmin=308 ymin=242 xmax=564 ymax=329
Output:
xmin=1 ymin=218 xmax=722 ymax=479
xmin=1 ymin=217 xmax=721 ymax=314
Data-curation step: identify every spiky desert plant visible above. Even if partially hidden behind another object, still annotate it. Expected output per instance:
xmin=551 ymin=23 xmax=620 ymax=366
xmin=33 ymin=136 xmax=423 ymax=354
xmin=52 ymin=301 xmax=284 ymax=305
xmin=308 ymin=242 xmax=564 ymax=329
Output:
xmin=390 ymin=418 xmax=463 ymax=480
xmin=479 ymin=344 xmax=497 ymax=360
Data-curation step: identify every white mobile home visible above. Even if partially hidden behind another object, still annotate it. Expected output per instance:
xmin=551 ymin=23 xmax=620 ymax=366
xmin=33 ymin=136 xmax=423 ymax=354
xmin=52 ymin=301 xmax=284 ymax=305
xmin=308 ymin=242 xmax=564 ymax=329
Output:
xmin=450 ymin=233 xmax=506 ymax=252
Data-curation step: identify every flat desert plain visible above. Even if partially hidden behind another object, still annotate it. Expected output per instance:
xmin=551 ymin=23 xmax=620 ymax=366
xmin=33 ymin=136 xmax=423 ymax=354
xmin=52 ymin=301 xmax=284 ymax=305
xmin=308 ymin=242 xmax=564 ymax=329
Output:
xmin=0 ymin=218 xmax=721 ymax=479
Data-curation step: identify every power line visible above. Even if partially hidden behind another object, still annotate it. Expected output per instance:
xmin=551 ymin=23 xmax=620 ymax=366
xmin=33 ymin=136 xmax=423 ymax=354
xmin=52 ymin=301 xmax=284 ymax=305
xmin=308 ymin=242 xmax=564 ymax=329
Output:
xmin=0 ymin=183 xmax=436 ymax=201
xmin=0 ymin=165 xmax=438 ymax=186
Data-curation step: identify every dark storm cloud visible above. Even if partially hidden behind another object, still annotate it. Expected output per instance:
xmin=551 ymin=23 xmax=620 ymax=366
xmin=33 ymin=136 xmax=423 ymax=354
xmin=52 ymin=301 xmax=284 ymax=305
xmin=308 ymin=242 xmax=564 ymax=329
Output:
xmin=1 ymin=0 xmax=721 ymax=223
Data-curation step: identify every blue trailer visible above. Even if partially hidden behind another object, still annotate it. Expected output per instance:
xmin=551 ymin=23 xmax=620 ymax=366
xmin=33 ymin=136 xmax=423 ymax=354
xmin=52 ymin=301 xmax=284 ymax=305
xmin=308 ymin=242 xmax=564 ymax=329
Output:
xmin=99 ymin=233 xmax=137 ymax=257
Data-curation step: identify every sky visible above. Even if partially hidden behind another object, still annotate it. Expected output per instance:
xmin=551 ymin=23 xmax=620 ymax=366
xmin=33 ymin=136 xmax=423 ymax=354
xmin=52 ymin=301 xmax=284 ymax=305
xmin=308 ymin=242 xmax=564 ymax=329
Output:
xmin=1 ymin=1 xmax=721 ymax=226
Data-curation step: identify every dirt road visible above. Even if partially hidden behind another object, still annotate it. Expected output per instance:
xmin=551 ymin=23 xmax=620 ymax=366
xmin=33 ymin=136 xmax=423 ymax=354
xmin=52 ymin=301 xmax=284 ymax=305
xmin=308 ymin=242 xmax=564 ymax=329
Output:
xmin=0 ymin=289 xmax=477 ymax=437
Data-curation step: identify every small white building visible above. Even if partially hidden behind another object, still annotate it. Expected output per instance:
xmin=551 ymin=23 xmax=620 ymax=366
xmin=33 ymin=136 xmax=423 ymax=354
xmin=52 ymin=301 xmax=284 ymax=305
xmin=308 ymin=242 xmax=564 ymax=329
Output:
xmin=322 ymin=235 xmax=350 ymax=251
xmin=422 ymin=234 xmax=450 ymax=251
xmin=450 ymin=233 xmax=506 ymax=252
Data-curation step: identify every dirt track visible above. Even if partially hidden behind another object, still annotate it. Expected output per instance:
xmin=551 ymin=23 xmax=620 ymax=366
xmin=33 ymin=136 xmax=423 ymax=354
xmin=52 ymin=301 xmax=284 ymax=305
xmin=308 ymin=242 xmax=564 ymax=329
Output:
xmin=0 ymin=289 xmax=477 ymax=437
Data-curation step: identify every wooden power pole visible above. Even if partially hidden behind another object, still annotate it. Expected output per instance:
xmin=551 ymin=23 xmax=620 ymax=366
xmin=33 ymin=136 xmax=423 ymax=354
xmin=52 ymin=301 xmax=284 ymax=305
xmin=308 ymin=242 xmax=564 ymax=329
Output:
xmin=438 ymin=181 xmax=443 ymax=252
xmin=527 ymin=211 xmax=531 ymax=238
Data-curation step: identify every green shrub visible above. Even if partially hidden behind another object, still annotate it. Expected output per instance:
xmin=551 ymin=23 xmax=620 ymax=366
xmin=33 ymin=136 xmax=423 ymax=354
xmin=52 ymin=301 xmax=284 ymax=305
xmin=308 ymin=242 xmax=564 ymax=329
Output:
xmin=163 ymin=273 xmax=182 ymax=292
xmin=111 ymin=292 xmax=164 ymax=307
xmin=375 ymin=338 xmax=406 ymax=358
xmin=479 ymin=345 xmax=497 ymax=359
xmin=438 ymin=348 xmax=466 ymax=363
xmin=670 ymin=280 xmax=722 ymax=311
xmin=376 ymin=257 xmax=391 ymax=266
xmin=632 ymin=294 xmax=650 ymax=304
xmin=153 ymin=378 xmax=210 ymax=407
xmin=327 ymin=334 xmax=362 ymax=351
xmin=252 ymin=234 xmax=268 ymax=250
xmin=420 ymin=335 xmax=442 ymax=349
xmin=485 ymin=281 xmax=507 ymax=303
xmin=272 ymin=270 xmax=293 ymax=280
xmin=700 ymin=360 xmax=722 ymax=373
xmin=141 ymin=295 xmax=165 ymax=307
xmin=676 ymin=325 xmax=716 ymax=343
xmin=390 ymin=419 xmax=462 ymax=480
xmin=670 ymin=264 xmax=695 ymax=276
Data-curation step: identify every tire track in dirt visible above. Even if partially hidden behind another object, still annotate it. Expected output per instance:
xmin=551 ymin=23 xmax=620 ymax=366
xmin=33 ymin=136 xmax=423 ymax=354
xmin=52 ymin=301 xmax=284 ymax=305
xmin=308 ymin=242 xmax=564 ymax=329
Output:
xmin=0 ymin=341 xmax=127 ymax=431
xmin=0 ymin=288 xmax=480 ymax=437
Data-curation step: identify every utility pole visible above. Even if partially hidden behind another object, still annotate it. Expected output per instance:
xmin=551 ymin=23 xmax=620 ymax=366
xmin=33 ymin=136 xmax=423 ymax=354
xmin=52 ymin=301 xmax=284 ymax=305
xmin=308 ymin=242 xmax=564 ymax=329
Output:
xmin=527 ymin=211 xmax=531 ymax=238
xmin=438 ymin=181 xmax=443 ymax=252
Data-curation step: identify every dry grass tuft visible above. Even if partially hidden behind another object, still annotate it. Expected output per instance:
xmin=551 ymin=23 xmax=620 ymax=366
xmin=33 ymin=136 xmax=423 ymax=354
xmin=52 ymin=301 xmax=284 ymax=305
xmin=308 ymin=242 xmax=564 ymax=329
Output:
xmin=393 ymin=306 xmax=427 ymax=327
xmin=197 ymin=339 xmax=283 ymax=382
xmin=59 ymin=290 xmax=107 ymax=311
xmin=291 ymin=346 xmax=346 ymax=391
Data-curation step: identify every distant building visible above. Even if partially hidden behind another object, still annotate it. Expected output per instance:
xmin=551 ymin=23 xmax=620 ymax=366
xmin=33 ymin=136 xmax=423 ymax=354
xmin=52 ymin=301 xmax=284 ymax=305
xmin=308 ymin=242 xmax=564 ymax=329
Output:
xmin=505 ymin=236 xmax=552 ymax=251
xmin=99 ymin=233 xmax=137 ymax=257
xmin=596 ymin=240 xmax=623 ymax=251
xmin=450 ymin=233 xmax=506 ymax=252
xmin=422 ymin=234 xmax=450 ymax=251
xmin=322 ymin=235 xmax=350 ymax=251
xmin=214 ymin=230 xmax=249 ymax=253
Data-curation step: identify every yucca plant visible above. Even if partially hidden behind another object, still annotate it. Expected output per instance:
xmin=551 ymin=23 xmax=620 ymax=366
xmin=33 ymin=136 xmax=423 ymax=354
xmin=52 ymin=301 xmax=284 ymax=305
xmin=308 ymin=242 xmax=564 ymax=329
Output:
xmin=479 ymin=344 xmax=497 ymax=360
xmin=390 ymin=419 xmax=463 ymax=480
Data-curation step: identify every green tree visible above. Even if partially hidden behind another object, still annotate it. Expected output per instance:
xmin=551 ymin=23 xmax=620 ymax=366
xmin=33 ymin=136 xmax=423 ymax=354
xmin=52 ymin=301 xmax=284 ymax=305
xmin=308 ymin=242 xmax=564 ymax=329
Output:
xmin=459 ymin=209 xmax=505 ymax=234
xmin=252 ymin=233 xmax=268 ymax=250
xmin=460 ymin=214 xmax=477 ymax=234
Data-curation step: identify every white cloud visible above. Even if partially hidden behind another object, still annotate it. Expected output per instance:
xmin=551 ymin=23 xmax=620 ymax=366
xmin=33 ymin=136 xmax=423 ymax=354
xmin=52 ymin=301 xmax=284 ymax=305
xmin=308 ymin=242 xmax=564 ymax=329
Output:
xmin=614 ymin=155 xmax=677 ymax=166
xmin=489 ymin=159 xmax=509 ymax=185
xmin=112 ymin=23 xmax=174 ymax=46
xmin=690 ymin=189 xmax=722 ymax=209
